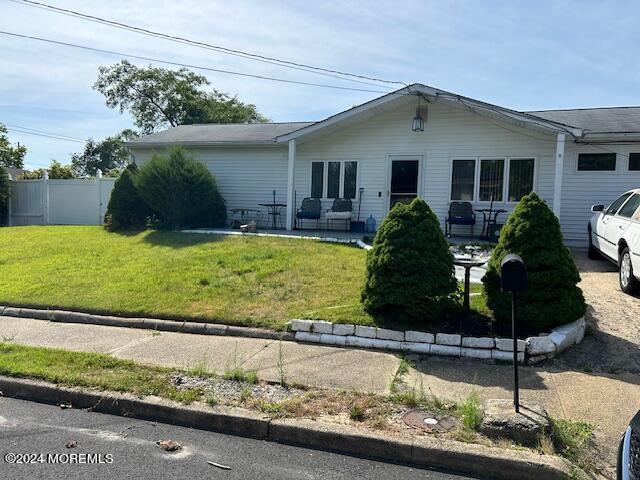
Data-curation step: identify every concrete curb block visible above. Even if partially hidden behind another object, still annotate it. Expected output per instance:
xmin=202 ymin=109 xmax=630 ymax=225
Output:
xmin=0 ymin=306 xmax=293 ymax=341
xmin=0 ymin=376 xmax=574 ymax=480
xmin=290 ymin=317 xmax=586 ymax=364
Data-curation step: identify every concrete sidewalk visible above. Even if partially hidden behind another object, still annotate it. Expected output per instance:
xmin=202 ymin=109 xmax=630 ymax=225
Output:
xmin=1 ymin=315 xmax=638 ymax=455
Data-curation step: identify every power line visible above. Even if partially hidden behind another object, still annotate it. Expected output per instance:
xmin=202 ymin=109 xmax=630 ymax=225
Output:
xmin=6 ymin=125 xmax=85 ymax=143
xmin=5 ymin=123 xmax=85 ymax=142
xmin=0 ymin=30 xmax=392 ymax=95
xmin=11 ymin=0 xmax=405 ymax=88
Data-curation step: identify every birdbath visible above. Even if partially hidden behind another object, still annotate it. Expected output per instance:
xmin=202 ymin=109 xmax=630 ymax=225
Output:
xmin=454 ymin=256 xmax=487 ymax=315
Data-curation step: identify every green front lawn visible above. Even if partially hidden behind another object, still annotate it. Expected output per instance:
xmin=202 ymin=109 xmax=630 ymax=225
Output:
xmin=0 ymin=226 xmax=487 ymax=330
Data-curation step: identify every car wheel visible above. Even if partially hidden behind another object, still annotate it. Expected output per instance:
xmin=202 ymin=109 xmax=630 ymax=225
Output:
xmin=619 ymin=247 xmax=639 ymax=294
xmin=587 ymin=226 xmax=601 ymax=260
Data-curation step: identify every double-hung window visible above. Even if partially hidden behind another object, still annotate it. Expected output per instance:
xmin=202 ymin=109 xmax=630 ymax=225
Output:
xmin=310 ymin=161 xmax=358 ymax=199
xmin=450 ymin=157 xmax=535 ymax=203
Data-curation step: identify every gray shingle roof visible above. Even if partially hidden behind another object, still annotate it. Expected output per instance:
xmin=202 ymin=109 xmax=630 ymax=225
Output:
xmin=126 ymin=122 xmax=315 ymax=146
xmin=527 ymin=107 xmax=640 ymax=133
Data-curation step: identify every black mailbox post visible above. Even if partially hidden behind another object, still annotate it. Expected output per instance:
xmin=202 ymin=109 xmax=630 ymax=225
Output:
xmin=500 ymin=254 xmax=528 ymax=413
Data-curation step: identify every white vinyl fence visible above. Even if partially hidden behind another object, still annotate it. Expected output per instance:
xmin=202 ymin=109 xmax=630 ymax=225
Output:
xmin=8 ymin=172 xmax=115 ymax=226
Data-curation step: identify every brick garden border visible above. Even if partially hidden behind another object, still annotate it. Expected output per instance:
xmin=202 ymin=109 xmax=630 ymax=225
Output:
xmin=291 ymin=318 xmax=586 ymax=365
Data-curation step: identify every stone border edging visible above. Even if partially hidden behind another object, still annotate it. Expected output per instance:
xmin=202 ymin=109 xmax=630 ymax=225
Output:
xmin=0 ymin=376 xmax=573 ymax=480
xmin=291 ymin=317 xmax=586 ymax=365
xmin=0 ymin=305 xmax=293 ymax=341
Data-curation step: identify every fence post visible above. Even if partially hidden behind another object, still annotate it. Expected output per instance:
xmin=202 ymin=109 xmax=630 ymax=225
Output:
xmin=7 ymin=174 xmax=12 ymax=227
xmin=96 ymin=169 xmax=103 ymax=225
xmin=43 ymin=171 xmax=50 ymax=225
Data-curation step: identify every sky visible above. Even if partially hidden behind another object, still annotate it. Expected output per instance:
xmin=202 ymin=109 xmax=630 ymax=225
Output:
xmin=1 ymin=0 xmax=640 ymax=169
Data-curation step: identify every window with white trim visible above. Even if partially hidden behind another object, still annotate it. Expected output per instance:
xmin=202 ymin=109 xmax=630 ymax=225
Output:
xmin=507 ymin=158 xmax=535 ymax=202
xmin=310 ymin=160 xmax=359 ymax=199
xmin=479 ymin=159 xmax=504 ymax=202
xmin=450 ymin=159 xmax=475 ymax=201
xmin=450 ymin=157 xmax=535 ymax=203
xmin=577 ymin=153 xmax=616 ymax=171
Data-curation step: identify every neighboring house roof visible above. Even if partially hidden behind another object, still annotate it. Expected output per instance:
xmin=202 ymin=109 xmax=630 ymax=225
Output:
xmin=125 ymin=122 xmax=315 ymax=147
xmin=5 ymin=167 xmax=26 ymax=178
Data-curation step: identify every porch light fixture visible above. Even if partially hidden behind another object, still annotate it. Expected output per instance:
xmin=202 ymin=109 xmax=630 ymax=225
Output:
xmin=412 ymin=95 xmax=425 ymax=132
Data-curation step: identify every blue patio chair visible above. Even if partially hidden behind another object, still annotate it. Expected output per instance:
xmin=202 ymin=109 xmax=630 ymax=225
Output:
xmin=445 ymin=201 xmax=476 ymax=237
xmin=296 ymin=198 xmax=321 ymax=229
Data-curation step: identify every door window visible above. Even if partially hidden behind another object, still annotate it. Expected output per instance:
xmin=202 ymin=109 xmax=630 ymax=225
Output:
xmin=617 ymin=194 xmax=640 ymax=218
xmin=390 ymin=160 xmax=419 ymax=207
xmin=605 ymin=192 xmax=632 ymax=215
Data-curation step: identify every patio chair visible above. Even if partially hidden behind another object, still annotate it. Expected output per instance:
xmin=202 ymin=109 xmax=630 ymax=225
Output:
xmin=326 ymin=198 xmax=352 ymax=231
xmin=445 ymin=201 xmax=476 ymax=237
xmin=296 ymin=197 xmax=321 ymax=229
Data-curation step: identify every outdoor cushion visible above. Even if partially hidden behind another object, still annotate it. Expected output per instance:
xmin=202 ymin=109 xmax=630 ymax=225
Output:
xmin=326 ymin=211 xmax=351 ymax=220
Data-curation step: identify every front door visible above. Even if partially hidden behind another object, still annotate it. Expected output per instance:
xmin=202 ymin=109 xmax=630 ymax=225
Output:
xmin=389 ymin=159 xmax=420 ymax=209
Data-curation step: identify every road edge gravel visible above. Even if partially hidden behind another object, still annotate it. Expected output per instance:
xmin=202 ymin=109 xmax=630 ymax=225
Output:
xmin=0 ymin=376 xmax=575 ymax=480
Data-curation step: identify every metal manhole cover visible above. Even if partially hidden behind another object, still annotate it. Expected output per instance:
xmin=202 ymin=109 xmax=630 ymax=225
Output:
xmin=402 ymin=410 xmax=457 ymax=433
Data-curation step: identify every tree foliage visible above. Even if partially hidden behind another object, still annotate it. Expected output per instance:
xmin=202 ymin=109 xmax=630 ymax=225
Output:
xmin=20 ymin=161 xmax=75 ymax=179
xmin=93 ymin=61 xmax=268 ymax=133
xmin=0 ymin=166 xmax=9 ymax=225
xmin=0 ymin=123 xmax=27 ymax=169
xmin=136 ymin=146 xmax=226 ymax=229
xmin=361 ymin=198 xmax=458 ymax=323
xmin=104 ymin=163 xmax=150 ymax=231
xmin=71 ymin=129 xmax=138 ymax=177
xmin=482 ymin=192 xmax=586 ymax=332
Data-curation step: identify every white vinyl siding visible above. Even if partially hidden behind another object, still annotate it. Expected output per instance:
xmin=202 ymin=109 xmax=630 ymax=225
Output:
xmin=295 ymin=101 xmax=557 ymax=229
xmin=132 ymin=146 xmax=289 ymax=218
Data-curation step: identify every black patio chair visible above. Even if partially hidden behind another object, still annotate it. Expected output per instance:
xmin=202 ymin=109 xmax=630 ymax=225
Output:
xmin=445 ymin=201 xmax=476 ymax=237
xmin=296 ymin=198 xmax=321 ymax=229
xmin=326 ymin=198 xmax=353 ymax=231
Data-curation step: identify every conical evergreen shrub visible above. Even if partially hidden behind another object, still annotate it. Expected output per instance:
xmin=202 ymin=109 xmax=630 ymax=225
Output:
xmin=361 ymin=198 xmax=458 ymax=323
xmin=136 ymin=146 xmax=226 ymax=230
xmin=104 ymin=163 xmax=150 ymax=231
xmin=482 ymin=192 xmax=585 ymax=331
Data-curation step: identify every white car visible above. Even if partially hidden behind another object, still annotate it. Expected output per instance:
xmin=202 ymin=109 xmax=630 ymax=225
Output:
xmin=588 ymin=188 xmax=640 ymax=294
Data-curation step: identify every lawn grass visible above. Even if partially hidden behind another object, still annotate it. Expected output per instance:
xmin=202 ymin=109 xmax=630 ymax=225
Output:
xmin=0 ymin=342 xmax=196 ymax=403
xmin=0 ymin=226 xmax=488 ymax=330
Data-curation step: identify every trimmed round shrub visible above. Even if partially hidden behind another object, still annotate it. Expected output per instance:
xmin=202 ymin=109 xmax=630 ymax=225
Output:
xmin=361 ymin=198 xmax=458 ymax=323
xmin=104 ymin=163 xmax=150 ymax=231
xmin=136 ymin=146 xmax=226 ymax=230
xmin=482 ymin=192 xmax=586 ymax=332
xmin=0 ymin=167 xmax=9 ymax=225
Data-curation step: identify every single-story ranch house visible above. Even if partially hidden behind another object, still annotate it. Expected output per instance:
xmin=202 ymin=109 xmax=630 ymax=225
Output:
xmin=126 ymin=83 xmax=640 ymax=246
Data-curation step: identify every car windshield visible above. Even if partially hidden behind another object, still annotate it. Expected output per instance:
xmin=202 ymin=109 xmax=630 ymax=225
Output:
xmin=606 ymin=192 xmax=633 ymax=215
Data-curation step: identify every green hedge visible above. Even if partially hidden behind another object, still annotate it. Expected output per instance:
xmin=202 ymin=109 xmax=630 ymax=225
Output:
xmin=104 ymin=163 xmax=150 ymax=231
xmin=482 ymin=192 xmax=586 ymax=331
xmin=361 ymin=198 xmax=458 ymax=323
xmin=136 ymin=147 xmax=226 ymax=230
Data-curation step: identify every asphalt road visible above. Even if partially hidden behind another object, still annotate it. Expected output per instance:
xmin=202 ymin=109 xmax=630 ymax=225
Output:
xmin=0 ymin=397 xmax=481 ymax=480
